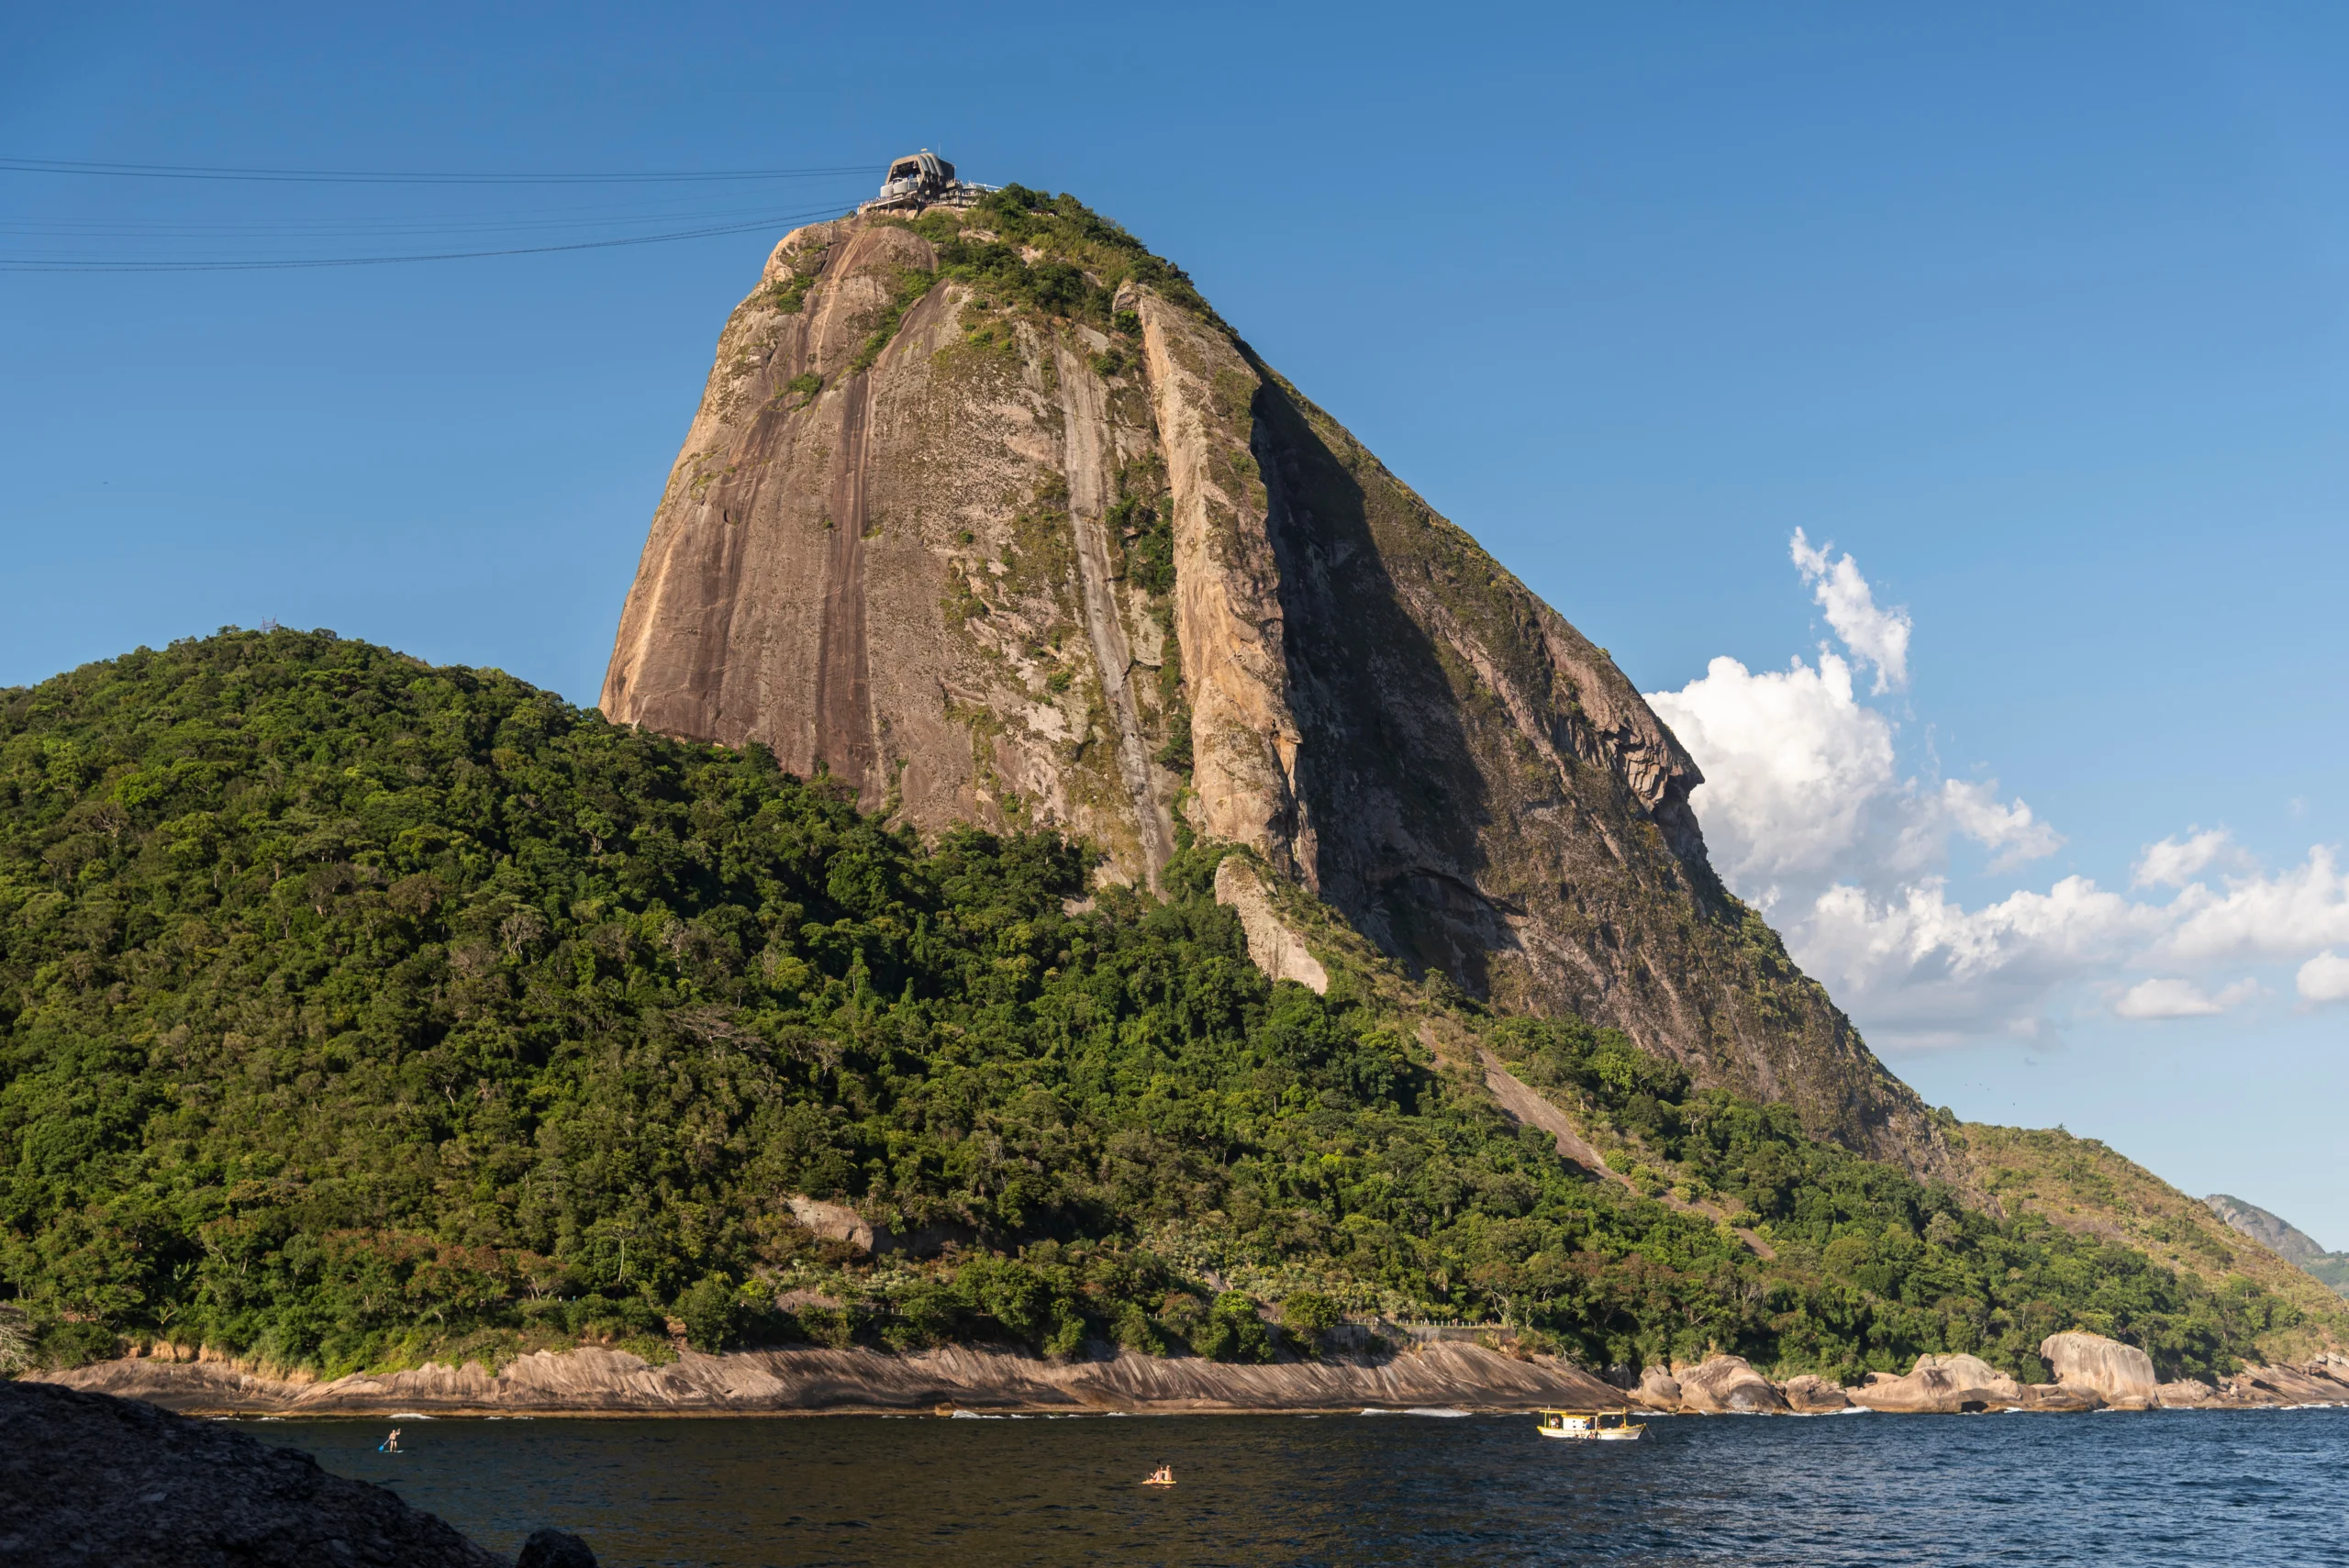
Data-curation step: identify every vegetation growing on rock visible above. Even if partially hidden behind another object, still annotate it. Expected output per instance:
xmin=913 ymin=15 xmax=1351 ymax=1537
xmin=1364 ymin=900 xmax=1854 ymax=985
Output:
xmin=0 ymin=634 xmax=2307 ymax=1383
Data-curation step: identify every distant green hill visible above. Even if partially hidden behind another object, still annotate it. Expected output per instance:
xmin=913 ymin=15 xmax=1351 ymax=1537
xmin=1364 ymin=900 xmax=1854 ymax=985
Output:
xmin=2206 ymin=1195 xmax=2349 ymax=1299
xmin=0 ymin=632 xmax=2310 ymax=1382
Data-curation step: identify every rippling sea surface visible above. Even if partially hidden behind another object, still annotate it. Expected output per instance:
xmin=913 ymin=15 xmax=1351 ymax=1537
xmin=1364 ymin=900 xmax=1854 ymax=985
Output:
xmin=267 ymin=1406 xmax=2348 ymax=1566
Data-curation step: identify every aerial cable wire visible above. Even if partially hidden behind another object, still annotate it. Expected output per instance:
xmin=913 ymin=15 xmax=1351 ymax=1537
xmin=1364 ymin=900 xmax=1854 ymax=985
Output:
xmin=0 ymin=202 xmax=857 ymax=272
xmin=0 ymin=199 xmax=851 ymax=240
xmin=0 ymin=156 xmax=876 ymax=185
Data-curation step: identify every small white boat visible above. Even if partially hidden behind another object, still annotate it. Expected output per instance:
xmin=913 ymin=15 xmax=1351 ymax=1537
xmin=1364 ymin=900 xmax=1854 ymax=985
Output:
xmin=1535 ymin=1408 xmax=1646 ymax=1441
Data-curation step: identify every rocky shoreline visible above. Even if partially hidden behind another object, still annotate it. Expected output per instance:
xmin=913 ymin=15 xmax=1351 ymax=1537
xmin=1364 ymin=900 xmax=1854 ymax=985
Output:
xmin=1632 ymin=1333 xmax=2349 ymax=1415
xmin=39 ymin=1338 xmax=1624 ymax=1418
xmin=32 ymin=1329 xmax=2349 ymax=1419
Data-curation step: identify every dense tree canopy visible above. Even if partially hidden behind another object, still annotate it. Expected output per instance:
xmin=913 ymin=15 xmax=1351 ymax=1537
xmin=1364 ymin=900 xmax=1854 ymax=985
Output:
xmin=0 ymin=632 xmax=2295 ymax=1381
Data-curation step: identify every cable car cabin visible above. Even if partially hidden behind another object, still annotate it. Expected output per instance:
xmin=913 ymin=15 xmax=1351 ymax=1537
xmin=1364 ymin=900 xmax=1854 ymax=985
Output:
xmin=1534 ymin=1408 xmax=1646 ymax=1441
xmin=863 ymin=150 xmax=986 ymax=213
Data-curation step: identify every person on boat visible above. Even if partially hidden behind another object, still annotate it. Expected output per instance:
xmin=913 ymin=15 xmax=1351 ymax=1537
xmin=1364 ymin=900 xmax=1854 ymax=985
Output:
xmin=379 ymin=1428 xmax=402 ymax=1453
xmin=1142 ymin=1464 xmax=1174 ymax=1485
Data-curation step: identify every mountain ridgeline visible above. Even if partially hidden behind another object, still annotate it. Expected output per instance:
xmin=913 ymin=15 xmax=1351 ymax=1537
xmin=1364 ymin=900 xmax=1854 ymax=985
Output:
xmin=601 ymin=187 xmax=1943 ymax=1176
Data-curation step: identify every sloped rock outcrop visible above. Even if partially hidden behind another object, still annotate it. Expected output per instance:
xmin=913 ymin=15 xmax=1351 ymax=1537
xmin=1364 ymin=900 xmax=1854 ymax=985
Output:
xmin=598 ymin=199 xmax=1949 ymax=1172
xmin=2224 ymin=1357 xmax=2349 ymax=1405
xmin=0 ymin=1379 xmax=508 ymax=1568
xmin=42 ymin=1339 xmax=1624 ymax=1418
xmin=1214 ymin=856 xmax=1328 ymax=992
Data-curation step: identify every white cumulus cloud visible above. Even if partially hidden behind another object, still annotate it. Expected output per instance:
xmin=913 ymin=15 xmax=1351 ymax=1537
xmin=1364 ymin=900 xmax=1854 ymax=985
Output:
xmin=1798 ymin=874 xmax=2159 ymax=1044
xmin=1643 ymin=651 xmax=1895 ymax=899
xmin=2132 ymin=828 xmax=2235 ymax=888
xmin=1791 ymin=528 xmax=1911 ymax=693
xmin=2111 ymin=976 xmax=2262 ymax=1020
xmin=2295 ymin=950 xmax=2349 ymax=1007
xmin=2160 ymin=847 xmax=2349 ymax=963
xmin=1643 ymin=531 xmax=2343 ymax=1048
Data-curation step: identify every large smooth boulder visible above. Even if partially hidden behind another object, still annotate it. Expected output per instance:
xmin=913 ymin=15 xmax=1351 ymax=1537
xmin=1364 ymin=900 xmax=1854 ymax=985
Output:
xmin=2040 ymin=1331 xmax=2157 ymax=1407
xmin=1632 ymin=1366 xmax=1684 ymax=1410
xmin=1675 ymin=1355 xmax=1788 ymax=1414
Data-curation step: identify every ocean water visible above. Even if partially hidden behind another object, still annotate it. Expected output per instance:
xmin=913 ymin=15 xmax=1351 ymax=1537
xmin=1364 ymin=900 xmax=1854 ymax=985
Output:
xmin=266 ymin=1406 xmax=2349 ymax=1567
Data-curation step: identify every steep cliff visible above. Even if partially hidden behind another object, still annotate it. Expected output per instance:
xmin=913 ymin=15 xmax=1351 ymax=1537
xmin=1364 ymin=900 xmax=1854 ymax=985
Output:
xmin=602 ymin=189 xmax=1943 ymax=1171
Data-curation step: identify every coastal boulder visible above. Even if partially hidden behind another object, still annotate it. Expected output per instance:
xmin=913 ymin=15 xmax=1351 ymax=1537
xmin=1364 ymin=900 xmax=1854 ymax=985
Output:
xmin=2040 ymin=1331 xmax=2157 ymax=1407
xmin=2154 ymin=1380 xmax=2227 ymax=1408
xmin=1780 ymin=1373 xmax=1852 ymax=1413
xmin=1633 ymin=1366 xmax=1683 ymax=1410
xmin=1849 ymin=1353 xmax=2021 ymax=1414
xmin=2010 ymin=1383 xmax=2102 ymax=1412
xmin=1675 ymin=1355 xmax=1788 ymax=1414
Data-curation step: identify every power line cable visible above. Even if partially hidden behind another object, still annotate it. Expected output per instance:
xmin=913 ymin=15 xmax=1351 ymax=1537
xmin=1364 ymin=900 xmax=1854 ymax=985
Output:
xmin=0 ymin=200 xmax=844 ymax=241
xmin=0 ymin=203 xmax=855 ymax=272
xmin=0 ymin=156 xmax=878 ymax=185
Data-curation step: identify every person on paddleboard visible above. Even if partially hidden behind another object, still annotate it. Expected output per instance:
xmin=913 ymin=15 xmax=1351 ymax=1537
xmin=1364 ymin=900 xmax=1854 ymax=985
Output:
xmin=379 ymin=1428 xmax=402 ymax=1453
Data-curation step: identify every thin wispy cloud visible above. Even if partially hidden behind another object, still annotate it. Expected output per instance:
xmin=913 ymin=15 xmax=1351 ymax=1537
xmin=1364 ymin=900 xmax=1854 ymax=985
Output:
xmin=2132 ymin=828 xmax=2236 ymax=888
xmin=1790 ymin=528 xmax=1911 ymax=693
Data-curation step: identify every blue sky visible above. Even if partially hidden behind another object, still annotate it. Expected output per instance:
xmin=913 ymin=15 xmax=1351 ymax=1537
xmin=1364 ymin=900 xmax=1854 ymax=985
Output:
xmin=4 ymin=2 xmax=2343 ymax=1240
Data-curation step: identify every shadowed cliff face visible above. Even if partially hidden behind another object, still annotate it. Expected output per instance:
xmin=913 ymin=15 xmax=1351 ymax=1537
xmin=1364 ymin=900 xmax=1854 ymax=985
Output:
xmin=603 ymin=205 xmax=1945 ymax=1170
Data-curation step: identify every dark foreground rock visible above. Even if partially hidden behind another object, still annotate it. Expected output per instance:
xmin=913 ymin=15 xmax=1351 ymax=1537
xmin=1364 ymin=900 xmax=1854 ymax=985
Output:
xmin=518 ymin=1528 xmax=599 ymax=1568
xmin=0 ymin=1379 xmax=516 ymax=1568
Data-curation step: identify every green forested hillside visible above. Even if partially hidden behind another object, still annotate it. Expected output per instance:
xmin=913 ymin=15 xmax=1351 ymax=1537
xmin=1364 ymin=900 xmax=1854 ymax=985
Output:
xmin=0 ymin=632 xmax=2306 ymax=1382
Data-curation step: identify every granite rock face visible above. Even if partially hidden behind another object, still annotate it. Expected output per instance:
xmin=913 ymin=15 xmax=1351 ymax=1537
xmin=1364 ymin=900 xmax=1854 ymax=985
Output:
xmin=600 ymin=206 xmax=1947 ymax=1171
xmin=1674 ymin=1355 xmax=1788 ymax=1414
xmin=2204 ymin=1194 xmax=2349 ymax=1296
xmin=1778 ymin=1373 xmax=1852 ymax=1413
xmin=1633 ymin=1365 xmax=1684 ymax=1410
xmin=2040 ymin=1330 xmax=2158 ymax=1407
xmin=2223 ymin=1356 xmax=2349 ymax=1406
xmin=2203 ymin=1194 xmax=2324 ymax=1263
xmin=0 ymin=1379 xmax=509 ymax=1568
xmin=1851 ymin=1353 xmax=2023 ymax=1413
xmin=1214 ymin=856 xmax=1329 ymax=993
